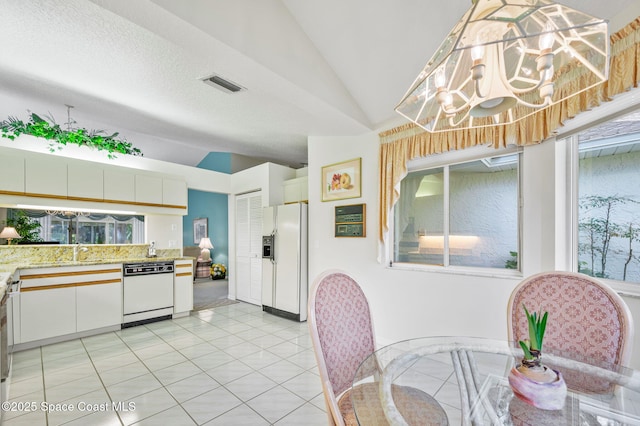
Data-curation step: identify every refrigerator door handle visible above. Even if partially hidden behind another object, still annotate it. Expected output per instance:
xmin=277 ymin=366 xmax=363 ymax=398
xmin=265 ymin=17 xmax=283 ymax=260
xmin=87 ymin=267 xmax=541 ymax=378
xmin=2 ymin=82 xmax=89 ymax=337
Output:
xmin=271 ymin=231 xmax=277 ymax=264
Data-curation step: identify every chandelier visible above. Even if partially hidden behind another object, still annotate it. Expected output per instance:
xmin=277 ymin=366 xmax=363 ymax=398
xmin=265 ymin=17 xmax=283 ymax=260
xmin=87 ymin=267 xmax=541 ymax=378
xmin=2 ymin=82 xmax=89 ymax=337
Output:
xmin=45 ymin=209 xmax=89 ymax=218
xmin=395 ymin=0 xmax=609 ymax=132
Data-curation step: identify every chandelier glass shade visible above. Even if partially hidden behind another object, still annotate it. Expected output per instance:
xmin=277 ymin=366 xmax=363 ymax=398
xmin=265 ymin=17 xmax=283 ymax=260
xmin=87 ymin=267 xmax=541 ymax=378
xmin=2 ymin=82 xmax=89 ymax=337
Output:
xmin=45 ymin=209 xmax=89 ymax=217
xmin=395 ymin=0 xmax=609 ymax=133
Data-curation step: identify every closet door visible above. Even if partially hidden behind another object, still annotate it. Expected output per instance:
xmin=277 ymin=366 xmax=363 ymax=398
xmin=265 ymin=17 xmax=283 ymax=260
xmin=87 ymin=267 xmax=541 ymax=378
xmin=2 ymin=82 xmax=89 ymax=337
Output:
xmin=235 ymin=191 xmax=263 ymax=305
xmin=248 ymin=195 xmax=264 ymax=303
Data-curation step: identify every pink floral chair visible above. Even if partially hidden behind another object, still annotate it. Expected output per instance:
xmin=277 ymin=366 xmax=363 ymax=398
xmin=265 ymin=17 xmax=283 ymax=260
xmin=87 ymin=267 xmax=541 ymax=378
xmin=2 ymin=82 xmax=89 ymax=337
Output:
xmin=308 ymin=270 xmax=449 ymax=425
xmin=507 ymin=271 xmax=634 ymax=394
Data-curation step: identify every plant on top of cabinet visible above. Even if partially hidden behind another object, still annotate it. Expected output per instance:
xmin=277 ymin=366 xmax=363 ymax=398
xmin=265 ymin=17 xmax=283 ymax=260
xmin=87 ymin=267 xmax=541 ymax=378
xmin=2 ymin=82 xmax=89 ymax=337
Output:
xmin=0 ymin=110 xmax=143 ymax=159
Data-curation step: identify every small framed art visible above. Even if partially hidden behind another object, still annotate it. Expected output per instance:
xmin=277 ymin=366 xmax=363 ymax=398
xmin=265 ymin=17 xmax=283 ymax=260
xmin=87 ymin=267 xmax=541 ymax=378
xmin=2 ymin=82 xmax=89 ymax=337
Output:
xmin=321 ymin=158 xmax=361 ymax=202
xmin=193 ymin=217 xmax=208 ymax=245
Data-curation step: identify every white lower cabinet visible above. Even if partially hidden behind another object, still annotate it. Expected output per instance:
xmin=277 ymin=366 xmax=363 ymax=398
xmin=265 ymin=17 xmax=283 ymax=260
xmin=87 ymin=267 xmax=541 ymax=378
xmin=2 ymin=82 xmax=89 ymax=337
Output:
xmin=76 ymin=281 xmax=122 ymax=332
xmin=17 ymin=265 xmax=123 ymax=345
xmin=174 ymin=260 xmax=193 ymax=314
xmin=20 ymin=287 xmax=76 ymax=343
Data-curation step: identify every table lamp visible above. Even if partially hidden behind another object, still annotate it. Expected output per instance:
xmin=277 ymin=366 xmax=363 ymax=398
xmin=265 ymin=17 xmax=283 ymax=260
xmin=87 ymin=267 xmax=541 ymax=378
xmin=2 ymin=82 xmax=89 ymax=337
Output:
xmin=0 ymin=226 xmax=21 ymax=245
xmin=199 ymin=237 xmax=213 ymax=261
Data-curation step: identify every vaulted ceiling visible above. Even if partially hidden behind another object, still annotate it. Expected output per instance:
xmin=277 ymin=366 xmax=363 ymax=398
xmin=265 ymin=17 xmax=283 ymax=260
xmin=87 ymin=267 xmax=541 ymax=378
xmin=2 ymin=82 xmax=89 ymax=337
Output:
xmin=0 ymin=0 xmax=637 ymax=167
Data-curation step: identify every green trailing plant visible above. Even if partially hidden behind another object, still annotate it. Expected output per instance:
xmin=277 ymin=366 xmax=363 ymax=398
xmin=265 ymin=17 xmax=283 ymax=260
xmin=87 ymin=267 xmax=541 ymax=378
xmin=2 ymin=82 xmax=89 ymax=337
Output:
xmin=519 ymin=305 xmax=548 ymax=361
xmin=0 ymin=112 xmax=143 ymax=159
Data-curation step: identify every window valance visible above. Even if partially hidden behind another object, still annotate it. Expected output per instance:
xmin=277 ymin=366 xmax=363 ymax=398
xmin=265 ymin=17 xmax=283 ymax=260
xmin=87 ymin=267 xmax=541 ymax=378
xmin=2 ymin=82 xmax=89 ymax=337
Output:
xmin=378 ymin=16 xmax=640 ymax=242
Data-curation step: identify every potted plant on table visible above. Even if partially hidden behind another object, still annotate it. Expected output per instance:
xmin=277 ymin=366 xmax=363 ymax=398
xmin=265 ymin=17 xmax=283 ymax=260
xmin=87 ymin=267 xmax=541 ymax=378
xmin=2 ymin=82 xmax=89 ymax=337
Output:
xmin=508 ymin=305 xmax=567 ymax=410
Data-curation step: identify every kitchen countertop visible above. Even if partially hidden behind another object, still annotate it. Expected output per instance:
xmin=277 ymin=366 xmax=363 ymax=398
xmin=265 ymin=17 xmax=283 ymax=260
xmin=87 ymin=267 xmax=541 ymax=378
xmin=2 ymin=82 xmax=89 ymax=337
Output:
xmin=6 ymin=257 xmax=193 ymax=269
xmin=0 ymin=272 xmax=9 ymax=298
xmin=0 ymin=257 xmax=195 ymax=298
xmin=0 ymin=257 xmax=195 ymax=281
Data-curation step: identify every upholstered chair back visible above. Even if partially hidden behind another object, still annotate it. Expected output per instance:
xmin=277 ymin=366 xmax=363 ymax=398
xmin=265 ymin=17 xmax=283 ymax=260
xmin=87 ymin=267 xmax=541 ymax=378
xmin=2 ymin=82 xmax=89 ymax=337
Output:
xmin=309 ymin=271 xmax=376 ymax=399
xmin=508 ymin=271 xmax=634 ymax=392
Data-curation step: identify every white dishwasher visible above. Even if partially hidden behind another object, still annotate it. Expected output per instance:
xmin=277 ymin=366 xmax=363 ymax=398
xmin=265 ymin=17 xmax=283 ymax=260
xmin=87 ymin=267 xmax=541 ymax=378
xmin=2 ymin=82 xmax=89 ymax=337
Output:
xmin=122 ymin=261 xmax=174 ymax=327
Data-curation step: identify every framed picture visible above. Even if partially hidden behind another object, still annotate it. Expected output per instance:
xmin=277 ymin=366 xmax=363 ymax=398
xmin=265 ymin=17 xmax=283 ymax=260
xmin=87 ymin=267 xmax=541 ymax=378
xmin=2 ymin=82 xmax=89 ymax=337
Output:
xmin=193 ymin=218 xmax=208 ymax=245
xmin=321 ymin=158 xmax=362 ymax=202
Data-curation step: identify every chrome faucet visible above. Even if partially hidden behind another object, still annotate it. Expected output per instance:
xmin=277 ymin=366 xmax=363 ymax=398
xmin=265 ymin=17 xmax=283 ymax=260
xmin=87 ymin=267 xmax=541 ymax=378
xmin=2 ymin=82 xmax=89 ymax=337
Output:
xmin=147 ymin=241 xmax=157 ymax=258
xmin=73 ymin=243 xmax=88 ymax=262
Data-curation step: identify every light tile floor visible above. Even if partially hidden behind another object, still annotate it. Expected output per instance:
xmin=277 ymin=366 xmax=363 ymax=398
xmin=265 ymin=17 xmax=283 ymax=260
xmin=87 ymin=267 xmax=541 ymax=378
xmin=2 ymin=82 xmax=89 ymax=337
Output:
xmin=3 ymin=302 xmax=329 ymax=426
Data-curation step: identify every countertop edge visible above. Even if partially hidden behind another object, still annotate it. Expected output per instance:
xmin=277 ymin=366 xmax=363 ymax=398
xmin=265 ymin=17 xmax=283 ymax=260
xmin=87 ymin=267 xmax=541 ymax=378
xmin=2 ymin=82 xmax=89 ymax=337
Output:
xmin=1 ymin=257 xmax=194 ymax=272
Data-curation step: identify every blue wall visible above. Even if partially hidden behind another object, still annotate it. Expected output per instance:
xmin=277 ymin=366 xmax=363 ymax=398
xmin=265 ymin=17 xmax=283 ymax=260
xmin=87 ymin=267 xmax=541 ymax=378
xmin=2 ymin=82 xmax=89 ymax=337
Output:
xmin=197 ymin=152 xmax=232 ymax=174
xmin=183 ymin=189 xmax=228 ymax=266
xmin=182 ymin=152 xmax=231 ymax=266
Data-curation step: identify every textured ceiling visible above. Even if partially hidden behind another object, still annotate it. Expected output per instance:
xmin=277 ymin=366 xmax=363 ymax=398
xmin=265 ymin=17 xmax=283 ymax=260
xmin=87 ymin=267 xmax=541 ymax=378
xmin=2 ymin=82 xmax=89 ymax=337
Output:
xmin=0 ymin=0 xmax=637 ymax=167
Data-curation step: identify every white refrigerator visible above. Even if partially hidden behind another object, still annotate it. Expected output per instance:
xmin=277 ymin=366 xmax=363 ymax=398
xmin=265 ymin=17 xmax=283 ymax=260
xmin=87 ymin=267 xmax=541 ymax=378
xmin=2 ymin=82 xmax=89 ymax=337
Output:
xmin=261 ymin=203 xmax=308 ymax=321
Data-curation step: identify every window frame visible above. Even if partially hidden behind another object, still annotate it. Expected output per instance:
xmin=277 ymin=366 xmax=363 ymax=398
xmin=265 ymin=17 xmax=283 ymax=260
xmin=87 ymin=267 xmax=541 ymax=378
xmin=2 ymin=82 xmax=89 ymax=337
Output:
xmin=388 ymin=144 xmax=523 ymax=278
xmin=33 ymin=212 xmax=145 ymax=245
xmin=566 ymin=120 xmax=640 ymax=297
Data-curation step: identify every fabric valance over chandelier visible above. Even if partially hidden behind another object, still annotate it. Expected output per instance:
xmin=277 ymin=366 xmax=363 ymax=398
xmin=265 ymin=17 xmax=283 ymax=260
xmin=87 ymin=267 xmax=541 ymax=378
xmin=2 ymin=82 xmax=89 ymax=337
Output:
xmin=395 ymin=0 xmax=609 ymax=132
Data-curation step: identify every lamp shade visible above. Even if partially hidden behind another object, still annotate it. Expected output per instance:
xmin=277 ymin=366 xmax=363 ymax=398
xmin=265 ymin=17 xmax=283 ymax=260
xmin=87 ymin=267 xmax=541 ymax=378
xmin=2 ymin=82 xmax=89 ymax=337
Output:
xmin=395 ymin=0 xmax=609 ymax=132
xmin=0 ymin=226 xmax=21 ymax=245
xmin=199 ymin=237 xmax=213 ymax=262
xmin=199 ymin=237 xmax=213 ymax=250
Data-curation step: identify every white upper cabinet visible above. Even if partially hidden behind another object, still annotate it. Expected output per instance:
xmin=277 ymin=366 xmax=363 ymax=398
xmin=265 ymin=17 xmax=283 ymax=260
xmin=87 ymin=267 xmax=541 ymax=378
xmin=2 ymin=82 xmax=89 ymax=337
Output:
xmin=135 ymin=174 xmax=163 ymax=205
xmin=104 ymin=167 xmax=135 ymax=203
xmin=0 ymin=145 xmax=187 ymax=214
xmin=0 ymin=152 xmax=25 ymax=193
xmin=68 ymin=160 xmax=104 ymax=200
xmin=283 ymin=176 xmax=308 ymax=204
xmin=163 ymin=178 xmax=187 ymax=207
xmin=25 ymin=155 xmax=67 ymax=197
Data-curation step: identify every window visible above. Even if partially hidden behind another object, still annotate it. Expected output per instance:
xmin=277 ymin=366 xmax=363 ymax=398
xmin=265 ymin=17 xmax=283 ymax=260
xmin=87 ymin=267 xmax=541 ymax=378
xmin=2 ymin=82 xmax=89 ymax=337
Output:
xmin=6 ymin=209 xmax=144 ymax=244
xmin=393 ymin=152 xmax=520 ymax=270
xmin=576 ymin=110 xmax=640 ymax=283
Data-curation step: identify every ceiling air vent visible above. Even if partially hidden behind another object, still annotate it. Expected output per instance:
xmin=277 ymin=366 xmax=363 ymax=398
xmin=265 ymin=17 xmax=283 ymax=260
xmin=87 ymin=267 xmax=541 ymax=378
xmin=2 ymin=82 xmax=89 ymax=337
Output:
xmin=202 ymin=74 xmax=246 ymax=94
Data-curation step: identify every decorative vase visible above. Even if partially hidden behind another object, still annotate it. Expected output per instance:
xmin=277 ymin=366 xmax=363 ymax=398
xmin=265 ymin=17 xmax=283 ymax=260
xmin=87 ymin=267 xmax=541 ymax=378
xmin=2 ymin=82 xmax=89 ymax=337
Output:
xmin=507 ymin=351 xmax=567 ymax=411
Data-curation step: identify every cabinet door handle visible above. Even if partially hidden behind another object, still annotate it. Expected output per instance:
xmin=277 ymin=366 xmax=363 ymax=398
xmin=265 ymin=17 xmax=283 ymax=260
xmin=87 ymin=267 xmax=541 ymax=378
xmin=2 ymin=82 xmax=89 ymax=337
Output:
xmin=8 ymin=280 xmax=21 ymax=297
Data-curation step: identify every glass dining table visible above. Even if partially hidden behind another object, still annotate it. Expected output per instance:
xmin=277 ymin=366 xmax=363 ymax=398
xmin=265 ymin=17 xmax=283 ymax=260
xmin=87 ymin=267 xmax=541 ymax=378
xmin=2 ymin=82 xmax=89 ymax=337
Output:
xmin=351 ymin=336 xmax=640 ymax=425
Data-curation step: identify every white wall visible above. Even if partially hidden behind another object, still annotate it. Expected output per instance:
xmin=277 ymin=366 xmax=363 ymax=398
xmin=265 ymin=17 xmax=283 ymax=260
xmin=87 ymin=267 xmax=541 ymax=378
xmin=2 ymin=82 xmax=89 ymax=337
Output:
xmin=308 ymin=133 xmax=520 ymax=345
xmin=145 ymin=214 xmax=182 ymax=250
xmin=308 ymin=132 xmax=640 ymax=369
xmin=625 ymin=296 xmax=640 ymax=369
xmin=521 ymin=139 xmax=563 ymax=276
